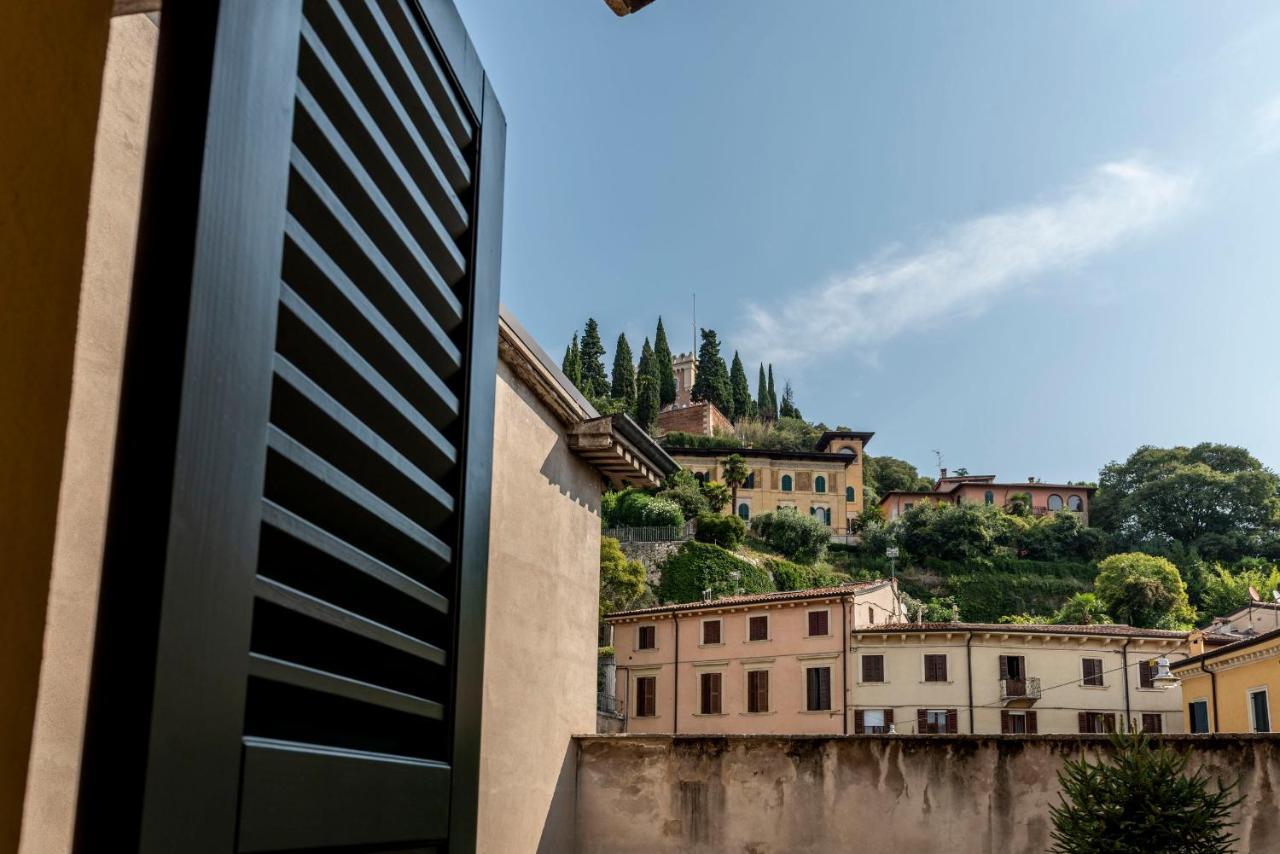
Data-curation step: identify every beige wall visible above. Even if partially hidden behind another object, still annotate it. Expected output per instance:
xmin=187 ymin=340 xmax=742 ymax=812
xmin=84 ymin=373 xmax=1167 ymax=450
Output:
xmin=611 ymin=584 xmax=904 ymax=735
xmin=852 ymin=632 xmax=1186 ymax=734
xmin=881 ymin=484 xmax=1090 ymax=522
xmin=0 ymin=1 xmax=114 ymax=846
xmin=575 ymin=734 xmax=1280 ymax=853
xmin=16 ymin=16 xmax=157 ymax=854
xmin=477 ymin=358 xmax=605 ymax=853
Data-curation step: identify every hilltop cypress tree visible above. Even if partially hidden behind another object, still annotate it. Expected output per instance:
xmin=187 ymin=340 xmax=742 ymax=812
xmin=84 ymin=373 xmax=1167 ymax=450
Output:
xmin=653 ymin=317 xmax=676 ymax=408
xmin=611 ymin=332 xmax=636 ymax=409
xmin=756 ymin=363 xmax=770 ymax=420
xmin=779 ymin=380 xmax=801 ymax=420
xmin=690 ymin=328 xmax=733 ymax=418
xmin=579 ymin=318 xmax=609 ymax=398
xmin=767 ymin=365 xmax=777 ymax=419
xmin=561 ymin=333 xmax=582 ymax=390
xmin=730 ymin=351 xmax=751 ymax=422
xmin=634 ymin=338 xmax=660 ymax=431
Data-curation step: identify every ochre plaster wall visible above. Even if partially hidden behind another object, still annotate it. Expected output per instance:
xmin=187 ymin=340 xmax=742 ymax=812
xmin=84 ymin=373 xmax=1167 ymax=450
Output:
xmin=0 ymin=1 xmax=114 ymax=847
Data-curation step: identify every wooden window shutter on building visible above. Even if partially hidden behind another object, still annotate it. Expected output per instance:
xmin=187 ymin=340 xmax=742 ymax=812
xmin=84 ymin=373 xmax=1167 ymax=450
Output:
xmin=808 ymin=610 xmax=828 ymax=636
xmin=74 ymin=2 xmax=506 ymax=849
xmin=1105 ymin=713 xmax=1117 ymax=733
xmin=946 ymin=709 xmax=958 ymax=734
xmin=998 ymin=655 xmax=1010 ymax=680
xmin=703 ymin=620 xmax=720 ymax=645
xmin=1078 ymin=712 xmax=1089 ymax=734
xmin=1139 ymin=660 xmax=1155 ymax=689
xmin=1000 ymin=710 xmax=1011 ymax=734
xmin=862 ymin=655 xmax=883 ymax=683
xmin=917 ymin=709 xmax=928 ymax=734
xmin=885 ymin=708 xmax=894 ymax=728
xmin=1026 ymin=711 xmax=1037 ymax=734
xmin=749 ymin=615 xmax=768 ymax=641
xmin=854 ymin=710 xmax=865 ymax=734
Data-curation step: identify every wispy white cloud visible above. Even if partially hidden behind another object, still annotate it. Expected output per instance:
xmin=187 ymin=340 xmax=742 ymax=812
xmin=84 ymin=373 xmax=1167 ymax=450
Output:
xmin=1250 ymin=94 xmax=1280 ymax=157
xmin=744 ymin=158 xmax=1195 ymax=366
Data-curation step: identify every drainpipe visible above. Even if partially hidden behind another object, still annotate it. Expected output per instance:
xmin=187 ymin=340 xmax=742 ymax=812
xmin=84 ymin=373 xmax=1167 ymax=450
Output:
xmin=842 ymin=595 xmax=850 ymax=735
xmin=673 ymin=614 xmax=680 ymax=734
xmin=1121 ymin=639 xmax=1132 ymax=733
xmin=620 ymin=666 xmax=629 ymax=733
xmin=1208 ymin=661 xmax=1220 ymax=733
xmin=965 ymin=632 xmax=975 ymax=734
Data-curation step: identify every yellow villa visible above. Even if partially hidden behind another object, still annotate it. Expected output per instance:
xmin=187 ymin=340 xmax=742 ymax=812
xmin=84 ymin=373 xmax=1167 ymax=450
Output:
xmin=665 ymin=430 xmax=874 ymax=536
xmin=1172 ymin=626 xmax=1280 ymax=734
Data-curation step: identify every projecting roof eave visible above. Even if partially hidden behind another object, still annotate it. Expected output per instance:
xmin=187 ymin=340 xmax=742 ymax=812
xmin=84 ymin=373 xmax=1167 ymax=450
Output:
xmin=854 ymin=622 xmax=1190 ymax=641
xmin=666 ymin=446 xmax=860 ymax=464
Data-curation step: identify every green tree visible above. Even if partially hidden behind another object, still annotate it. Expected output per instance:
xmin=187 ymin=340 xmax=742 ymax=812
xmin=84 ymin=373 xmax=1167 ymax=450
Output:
xmin=657 ymin=541 xmax=773 ymax=603
xmin=1094 ymin=553 xmax=1196 ymax=629
xmin=864 ymin=455 xmax=934 ymax=501
xmin=1053 ymin=592 xmax=1112 ymax=625
xmin=1093 ymin=443 xmax=1280 ymax=553
xmin=653 ymin=316 xmax=676 ymax=408
xmin=610 ymin=332 xmax=635 ymax=409
xmin=656 ymin=469 xmax=710 ymax=521
xmin=634 ymin=338 xmax=660 ymax=431
xmin=700 ymin=480 xmax=731 ymax=513
xmin=778 ymin=379 xmax=800 ymax=420
xmin=579 ymin=318 xmax=609 ymax=398
xmin=1050 ymin=732 xmax=1241 ymax=854
xmin=720 ymin=453 xmax=752 ymax=514
xmin=729 ymin=351 xmax=752 ymax=422
xmin=561 ymin=333 xmax=582 ymax=389
xmin=690 ymin=328 xmax=733 ymax=418
xmin=1200 ymin=562 xmax=1280 ymax=621
xmin=750 ymin=511 xmax=830 ymax=564
xmin=767 ymin=365 xmax=777 ymax=419
xmin=599 ymin=536 xmax=647 ymax=617
xmin=756 ymin=363 xmax=771 ymax=420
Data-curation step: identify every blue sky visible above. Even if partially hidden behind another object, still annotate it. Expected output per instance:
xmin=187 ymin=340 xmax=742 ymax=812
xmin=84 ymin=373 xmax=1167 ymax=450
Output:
xmin=456 ymin=1 xmax=1280 ymax=482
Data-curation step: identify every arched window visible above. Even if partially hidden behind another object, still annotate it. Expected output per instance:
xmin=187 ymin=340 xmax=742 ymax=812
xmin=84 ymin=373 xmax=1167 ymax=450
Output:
xmin=984 ymin=490 xmax=994 ymax=505
xmin=744 ymin=472 xmax=755 ymax=490
xmin=1047 ymin=494 xmax=1064 ymax=511
xmin=738 ymin=503 xmax=750 ymax=520
xmin=809 ymin=506 xmax=817 ymax=517
xmin=846 ymin=486 xmax=855 ymax=502
xmin=839 ymin=447 xmax=855 ymax=457
xmin=814 ymin=476 xmax=826 ymax=494
xmin=1067 ymin=495 xmax=1083 ymax=512
xmin=781 ymin=475 xmax=793 ymax=492
xmin=694 ymin=471 xmax=706 ymax=485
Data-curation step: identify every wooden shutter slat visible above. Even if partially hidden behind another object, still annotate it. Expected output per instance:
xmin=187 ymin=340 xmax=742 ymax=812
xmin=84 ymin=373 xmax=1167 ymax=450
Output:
xmin=1000 ymin=710 xmax=1010 ymax=734
xmin=1026 ymin=711 xmax=1037 ymax=734
xmin=885 ymin=709 xmax=894 ymax=727
xmin=254 ymin=576 xmax=446 ymax=665
xmin=1078 ymin=712 xmax=1089 ymax=734
xmin=998 ymin=655 xmax=1009 ymax=680
xmin=760 ymin=671 xmax=769 ymax=712
xmin=917 ymin=709 xmax=928 ymax=734
xmin=248 ymin=652 xmax=443 ymax=719
xmin=385 ymin=0 xmax=474 ymax=147
xmin=946 ymin=709 xmax=958 ymax=734
xmin=854 ymin=710 xmax=864 ymax=734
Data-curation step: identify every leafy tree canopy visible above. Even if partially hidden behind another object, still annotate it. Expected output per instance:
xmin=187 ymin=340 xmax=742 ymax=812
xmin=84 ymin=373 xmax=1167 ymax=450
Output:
xmin=600 ymin=537 xmax=647 ymax=617
xmin=1093 ymin=443 xmax=1280 ymax=553
xmin=1093 ymin=552 xmax=1195 ymax=629
xmin=864 ymin=455 xmax=934 ymax=502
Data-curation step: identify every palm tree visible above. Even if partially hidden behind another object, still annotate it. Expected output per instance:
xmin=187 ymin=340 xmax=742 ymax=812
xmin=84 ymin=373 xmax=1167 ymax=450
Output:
xmin=720 ymin=453 xmax=752 ymax=516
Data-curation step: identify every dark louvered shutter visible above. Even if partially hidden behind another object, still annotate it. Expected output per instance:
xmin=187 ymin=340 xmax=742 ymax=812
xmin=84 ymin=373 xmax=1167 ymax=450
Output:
xmin=809 ymin=610 xmax=829 ymax=637
xmin=946 ymin=709 xmax=958 ymax=734
xmin=76 ymin=2 xmax=504 ymax=850
xmin=819 ymin=669 xmax=831 ymax=711
xmin=1078 ymin=712 xmax=1089 ymax=734
xmin=1000 ymin=710 xmax=1011 ymax=734
xmin=917 ymin=709 xmax=929 ymax=734
xmin=863 ymin=654 xmax=884 ymax=683
xmin=1139 ymin=660 xmax=1155 ymax=689
xmin=703 ymin=620 xmax=720 ymax=645
xmin=885 ymin=708 xmax=894 ymax=729
xmin=749 ymin=615 xmax=769 ymax=641
xmin=853 ymin=710 xmax=865 ymax=734
xmin=998 ymin=655 xmax=1010 ymax=680
xmin=1026 ymin=711 xmax=1038 ymax=734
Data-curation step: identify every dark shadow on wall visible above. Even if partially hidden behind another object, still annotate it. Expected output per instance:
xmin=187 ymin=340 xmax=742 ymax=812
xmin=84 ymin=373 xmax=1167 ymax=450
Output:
xmin=538 ymin=436 xmax=601 ymax=516
xmin=535 ymin=741 xmax=578 ymax=854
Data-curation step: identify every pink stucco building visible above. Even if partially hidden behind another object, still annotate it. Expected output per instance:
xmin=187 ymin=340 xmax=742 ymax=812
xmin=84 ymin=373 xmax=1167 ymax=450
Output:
xmin=880 ymin=471 xmax=1094 ymax=524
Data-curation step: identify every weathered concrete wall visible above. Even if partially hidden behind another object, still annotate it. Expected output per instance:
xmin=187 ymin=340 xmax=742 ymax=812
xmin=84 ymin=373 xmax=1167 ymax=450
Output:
xmin=575 ymin=735 xmax=1280 ymax=853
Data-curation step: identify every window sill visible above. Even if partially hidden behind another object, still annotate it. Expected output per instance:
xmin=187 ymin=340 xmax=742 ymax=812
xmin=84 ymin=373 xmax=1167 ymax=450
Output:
xmin=857 ymin=681 xmax=888 ymax=687
xmin=744 ymin=639 xmax=772 ymax=644
xmin=693 ymin=712 xmax=727 ymax=717
xmin=805 ymin=634 xmax=833 ymax=640
xmin=1135 ymin=687 xmax=1165 ymax=693
xmin=1079 ymin=684 xmax=1109 ymax=690
xmin=740 ymin=711 xmax=777 ymax=717
xmin=799 ymin=709 xmax=834 ymax=715
xmin=698 ymin=643 xmax=725 ymax=649
xmin=920 ymin=680 xmax=954 ymax=686
xmin=634 ymin=715 xmax=662 ymax=720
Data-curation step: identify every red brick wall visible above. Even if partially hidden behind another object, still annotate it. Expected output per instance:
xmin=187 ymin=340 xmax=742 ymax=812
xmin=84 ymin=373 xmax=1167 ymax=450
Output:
xmin=656 ymin=402 xmax=732 ymax=437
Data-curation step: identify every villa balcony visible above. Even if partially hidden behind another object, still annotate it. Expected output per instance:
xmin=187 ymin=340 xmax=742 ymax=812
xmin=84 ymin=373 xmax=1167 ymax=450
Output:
xmin=999 ymin=676 xmax=1042 ymax=706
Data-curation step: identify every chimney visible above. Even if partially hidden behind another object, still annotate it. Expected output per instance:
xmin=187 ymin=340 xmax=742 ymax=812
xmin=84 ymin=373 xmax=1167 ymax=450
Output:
xmin=940 ymin=467 xmax=947 ymax=479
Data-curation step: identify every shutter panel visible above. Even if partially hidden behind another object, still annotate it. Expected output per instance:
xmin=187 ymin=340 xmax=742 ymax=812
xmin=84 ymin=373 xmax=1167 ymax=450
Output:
xmin=700 ymin=674 xmax=710 ymax=714
xmin=1026 ymin=711 xmax=1038 ymax=734
xmin=760 ymin=671 xmax=770 ymax=712
xmin=710 ymin=674 xmax=721 ymax=714
xmin=1078 ymin=712 xmax=1089 ymax=734
xmin=885 ymin=708 xmax=894 ymax=728
xmin=1105 ymin=713 xmax=1117 ymax=734
xmin=1000 ymin=710 xmax=1011 ymax=734
xmin=818 ymin=669 xmax=831 ymax=711
xmin=999 ymin=656 xmax=1010 ymax=680
xmin=854 ymin=710 xmax=865 ymax=734
xmin=76 ymin=1 xmax=503 ymax=851
xmin=946 ymin=709 xmax=958 ymax=734
xmin=917 ymin=709 xmax=928 ymax=734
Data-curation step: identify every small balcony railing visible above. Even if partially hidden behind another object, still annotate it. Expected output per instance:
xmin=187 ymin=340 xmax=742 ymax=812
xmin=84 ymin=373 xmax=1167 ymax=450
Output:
xmin=999 ymin=677 xmax=1042 ymax=702
xmin=597 ymin=692 xmax=623 ymax=717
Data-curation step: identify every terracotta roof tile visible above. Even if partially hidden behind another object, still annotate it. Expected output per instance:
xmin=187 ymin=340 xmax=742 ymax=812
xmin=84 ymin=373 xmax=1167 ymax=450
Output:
xmin=604 ymin=581 xmax=888 ymax=620
xmin=859 ymin=622 xmax=1190 ymax=639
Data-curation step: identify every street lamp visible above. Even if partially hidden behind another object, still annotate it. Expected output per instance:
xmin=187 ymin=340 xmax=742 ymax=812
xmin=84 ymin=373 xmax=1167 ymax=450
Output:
xmin=1150 ymin=657 xmax=1181 ymax=688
